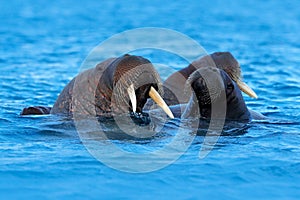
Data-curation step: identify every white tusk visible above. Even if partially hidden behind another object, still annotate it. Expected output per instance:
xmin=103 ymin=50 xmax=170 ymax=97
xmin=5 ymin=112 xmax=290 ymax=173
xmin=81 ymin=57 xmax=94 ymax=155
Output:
xmin=127 ymin=84 xmax=137 ymax=112
xmin=149 ymin=86 xmax=174 ymax=119
xmin=236 ymin=79 xmax=258 ymax=99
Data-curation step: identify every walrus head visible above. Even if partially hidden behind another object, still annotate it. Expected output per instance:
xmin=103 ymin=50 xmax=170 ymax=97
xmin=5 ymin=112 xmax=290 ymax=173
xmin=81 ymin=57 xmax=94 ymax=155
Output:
xmin=210 ymin=52 xmax=257 ymax=99
xmin=186 ymin=67 xmax=251 ymax=121
xmin=95 ymin=54 xmax=174 ymax=119
xmin=186 ymin=52 xmax=258 ymax=99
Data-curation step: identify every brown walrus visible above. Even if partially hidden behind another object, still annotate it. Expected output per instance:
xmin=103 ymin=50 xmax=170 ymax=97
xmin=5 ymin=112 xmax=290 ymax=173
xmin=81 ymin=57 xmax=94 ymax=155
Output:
xmin=181 ymin=67 xmax=252 ymax=121
xmin=163 ymin=52 xmax=258 ymax=106
xmin=21 ymin=54 xmax=174 ymax=120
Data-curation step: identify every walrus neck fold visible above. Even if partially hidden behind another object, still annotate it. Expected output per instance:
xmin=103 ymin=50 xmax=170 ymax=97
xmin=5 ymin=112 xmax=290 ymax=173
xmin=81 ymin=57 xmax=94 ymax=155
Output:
xmin=95 ymin=55 xmax=132 ymax=116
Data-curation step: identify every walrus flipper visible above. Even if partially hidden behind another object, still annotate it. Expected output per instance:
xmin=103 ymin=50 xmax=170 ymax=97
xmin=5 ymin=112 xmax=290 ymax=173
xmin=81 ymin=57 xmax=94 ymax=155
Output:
xmin=20 ymin=106 xmax=52 ymax=115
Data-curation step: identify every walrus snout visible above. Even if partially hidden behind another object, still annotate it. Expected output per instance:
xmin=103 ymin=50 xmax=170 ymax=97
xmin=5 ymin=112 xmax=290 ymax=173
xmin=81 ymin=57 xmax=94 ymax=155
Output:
xmin=127 ymin=82 xmax=174 ymax=119
xmin=188 ymin=67 xmax=225 ymax=105
xmin=187 ymin=67 xmax=251 ymax=121
xmin=108 ymin=54 xmax=174 ymax=119
xmin=130 ymin=112 xmax=150 ymax=126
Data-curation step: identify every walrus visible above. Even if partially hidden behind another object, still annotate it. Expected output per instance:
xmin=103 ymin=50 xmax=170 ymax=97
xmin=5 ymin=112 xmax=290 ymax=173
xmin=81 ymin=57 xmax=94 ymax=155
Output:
xmin=163 ymin=52 xmax=258 ymax=106
xmin=181 ymin=67 xmax=251 ymax=121
xmin=21 ymin=54 xmax=174 ymax=121
xmin=167 ymin=66 xmax=265 ymax=121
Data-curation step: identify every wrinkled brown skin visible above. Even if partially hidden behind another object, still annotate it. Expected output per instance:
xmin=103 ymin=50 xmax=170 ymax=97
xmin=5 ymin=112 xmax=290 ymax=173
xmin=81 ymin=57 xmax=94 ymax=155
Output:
xmin=20 ymin=58 xmax=115 ymax=116
xmin=163 ymin=52 xmax=242 ymax=105
xmin=50 ymin=57 xmax=116 ymax=116
xmin=21 ymin=54 xmax=162 ymax=117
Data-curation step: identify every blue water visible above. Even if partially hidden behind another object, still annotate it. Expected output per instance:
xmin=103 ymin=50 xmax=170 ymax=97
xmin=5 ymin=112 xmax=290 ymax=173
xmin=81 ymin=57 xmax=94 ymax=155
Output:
xmin=1 ymin=0 xmax=300 ymax=199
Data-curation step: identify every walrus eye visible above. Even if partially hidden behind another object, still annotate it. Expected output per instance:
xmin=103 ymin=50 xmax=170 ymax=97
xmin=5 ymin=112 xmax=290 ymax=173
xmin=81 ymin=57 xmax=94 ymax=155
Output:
xmin=148 ymin=86 xmax=174 ymax=119
xmin=227 ymin=82 xmax=234 ymax=92
xmin=127 ymin=84 xmax=137 ymax=112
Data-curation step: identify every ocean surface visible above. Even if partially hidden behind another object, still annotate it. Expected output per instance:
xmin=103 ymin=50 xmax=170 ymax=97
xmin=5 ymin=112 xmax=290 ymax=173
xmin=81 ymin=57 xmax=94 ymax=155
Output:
xmin=1 ymin=0 xmax=300 ymax=199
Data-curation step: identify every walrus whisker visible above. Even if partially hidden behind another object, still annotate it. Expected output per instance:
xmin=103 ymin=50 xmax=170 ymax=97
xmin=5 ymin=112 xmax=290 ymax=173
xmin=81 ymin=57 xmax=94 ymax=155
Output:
xmin=236 ymin=79 xmax=258 ymax=98
xmin=149 ymin=86 xmax=174 ymax=119
xmin=113 ymin=63 xmax=163 ymax=112
xmin=127 ymin=84 xmax=137 ymax=112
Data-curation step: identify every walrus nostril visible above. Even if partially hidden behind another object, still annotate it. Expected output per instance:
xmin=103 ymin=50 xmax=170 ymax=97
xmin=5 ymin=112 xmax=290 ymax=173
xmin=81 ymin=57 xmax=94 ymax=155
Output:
xmin=212 ymin=68 xmax=218 ymax=72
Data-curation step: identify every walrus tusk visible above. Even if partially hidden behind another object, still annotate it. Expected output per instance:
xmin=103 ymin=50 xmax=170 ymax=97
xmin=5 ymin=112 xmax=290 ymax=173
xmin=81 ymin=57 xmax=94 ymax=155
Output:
xmin=127 ymin=84 xmax=137 ymax=112
xmin=149 ymin=86 xmax=174 ymax=119
xmin=236 ymin=79 xmax=258 ymax=99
